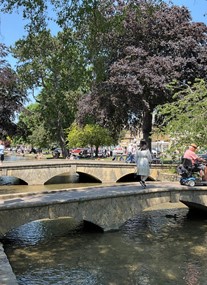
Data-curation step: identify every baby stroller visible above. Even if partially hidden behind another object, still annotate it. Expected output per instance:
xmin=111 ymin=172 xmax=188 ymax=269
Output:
xmin=177 ymin=158 xmax=207 ymax=187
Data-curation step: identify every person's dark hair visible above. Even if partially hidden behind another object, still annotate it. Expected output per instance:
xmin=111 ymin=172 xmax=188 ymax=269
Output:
xmin=139 ymin=139 xmax=147 ymax=147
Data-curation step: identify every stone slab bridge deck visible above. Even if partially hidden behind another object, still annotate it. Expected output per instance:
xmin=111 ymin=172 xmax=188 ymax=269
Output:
xmin=0 ymin=159 xmax=174 ymax=185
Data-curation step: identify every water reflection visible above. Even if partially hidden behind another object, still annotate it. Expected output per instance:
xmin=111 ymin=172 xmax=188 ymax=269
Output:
xmin=4 ymin=155 xmax=34 ymax=162
xmin=4 ymin=218 xmax=81 ymax=246
xmin=0 ymin=182 xmax=101 ymax=195
xmin=3 ymin=207 xmax=207 ymax=285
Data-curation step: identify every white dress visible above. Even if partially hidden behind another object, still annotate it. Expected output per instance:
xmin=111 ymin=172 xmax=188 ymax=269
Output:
xmin=135 ymin=149 xmax=152 ymax=176
xmin=0 ymin=144 xmax=4 ymax=155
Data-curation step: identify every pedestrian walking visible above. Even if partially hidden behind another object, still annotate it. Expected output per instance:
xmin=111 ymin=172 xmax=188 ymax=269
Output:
xmin=135 ymin=139 xmax=152 ymax=188
xmin=0 ymin=140 xmax=5 ymax=165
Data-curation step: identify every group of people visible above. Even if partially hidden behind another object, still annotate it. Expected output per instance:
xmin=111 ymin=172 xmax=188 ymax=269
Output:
xmin=1 ymin=137 xmax=206 ymax=185
xmin=135 ymin=140 xmax=207 ymax=188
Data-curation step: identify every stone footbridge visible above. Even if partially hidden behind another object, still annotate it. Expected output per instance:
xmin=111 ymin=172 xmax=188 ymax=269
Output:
xmin=0 ymin=160 xmax=173 ymax=185
xmin=1 ymin=182 xmax=207 ymax=238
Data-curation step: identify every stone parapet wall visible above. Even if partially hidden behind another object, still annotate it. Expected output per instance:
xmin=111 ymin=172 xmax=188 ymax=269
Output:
xmin=157 ymin=173 xmax=180 ymax=182
xmin=0 ymin=243 xmax=18 ymax=285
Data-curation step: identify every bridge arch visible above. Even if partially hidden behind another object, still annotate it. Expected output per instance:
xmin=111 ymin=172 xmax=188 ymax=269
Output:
xmin=0 ymin=210 xmax=106 ymax=238
xmin=117 ymin=173 xmax=155 ymax=182
xmin=77 ymin=171 xmax=102 ymax=183
xmin=3 ymin=216 xmax=106 ymax=240
xmin=0 ymin=175 xmax=28 ymax=185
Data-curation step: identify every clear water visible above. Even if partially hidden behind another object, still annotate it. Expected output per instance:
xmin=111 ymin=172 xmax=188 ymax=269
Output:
xmin=3 ymin=206 xmax=207 ymax=285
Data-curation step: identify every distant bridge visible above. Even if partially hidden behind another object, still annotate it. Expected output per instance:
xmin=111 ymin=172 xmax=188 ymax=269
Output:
xmin=1 ymin=182 xmax=207 ymax=238
xmin=0 ymin=160 xmax=172 ymax=185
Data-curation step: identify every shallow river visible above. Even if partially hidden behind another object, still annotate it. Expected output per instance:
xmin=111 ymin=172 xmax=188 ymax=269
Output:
xmin=3 ymin=205 xmax=207 ymax=285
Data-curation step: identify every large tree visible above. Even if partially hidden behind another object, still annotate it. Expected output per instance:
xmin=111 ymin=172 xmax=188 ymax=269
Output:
xmin=77 ymin=1 xmax=207 ymax=148
xmin=1 ymin=0 xmax=207 ymax=149
xmin=12 ymin=29 xmax=90 ymax=156
xmin=0 ymin=43 xmax=27 ymax=138
xmin=1 ymin=1 xmax=92 ymax=154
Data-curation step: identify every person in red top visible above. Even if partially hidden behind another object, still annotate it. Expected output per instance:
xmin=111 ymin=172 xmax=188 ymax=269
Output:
xmin=183 ymin=143 xmax=207 ymax=180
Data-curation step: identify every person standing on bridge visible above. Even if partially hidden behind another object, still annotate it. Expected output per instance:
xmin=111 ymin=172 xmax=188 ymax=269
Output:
xmin=135 ymin=139 xmax=152 ymax=188
xmin=0 ymin=140 xmax=5 ymax=165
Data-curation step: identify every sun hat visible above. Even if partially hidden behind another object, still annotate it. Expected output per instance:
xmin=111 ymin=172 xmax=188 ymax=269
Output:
xmin=190 ymin=143 xmax=198 ymax=149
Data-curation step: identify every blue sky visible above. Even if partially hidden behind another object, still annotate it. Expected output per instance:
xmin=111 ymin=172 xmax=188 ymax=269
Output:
xmin=0 ymin=0 xmax=206 ymax=67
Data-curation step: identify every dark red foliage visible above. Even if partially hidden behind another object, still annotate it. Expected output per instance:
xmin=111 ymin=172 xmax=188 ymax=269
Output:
xmin=77 ymin=1 xmax=207 ymax=144
xmin=0 ymin=43 xmax=27 ymax=137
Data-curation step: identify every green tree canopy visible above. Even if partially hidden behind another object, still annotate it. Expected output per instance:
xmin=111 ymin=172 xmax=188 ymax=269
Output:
xmin=157 ymin=79 xmax=207 ymax=152
xmin=11 ymin=29 xmax=90 ymax=156
xmin=16 ymin=103 xmax=51 ymax=148
xmin=67 ymin=123 xmax=115 ymax=156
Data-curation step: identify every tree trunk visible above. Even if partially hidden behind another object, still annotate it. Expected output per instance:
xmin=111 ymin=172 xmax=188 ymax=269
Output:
xmin=142 ymin=109 xmax=152 ymax=151
xmin=58 ymin=126 xmax=68 ymax=158
xmin=95 ymin=145 xmax=99 ymax=157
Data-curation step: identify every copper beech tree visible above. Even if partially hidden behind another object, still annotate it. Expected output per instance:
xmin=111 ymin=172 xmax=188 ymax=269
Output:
xmin=76 ymin=1 xmax=207 ymax=148
xmin=0 ymin=44 xmax=27 ymax=137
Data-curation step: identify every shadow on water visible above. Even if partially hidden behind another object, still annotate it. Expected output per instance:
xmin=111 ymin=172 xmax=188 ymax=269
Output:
xmin=0 ymin=176 xmax=27 ymax=185
xmin=187 ymin=208 xmax=207 ymax=220
xmin=2 ymin=218 xmax=104 ymax=247
xmin=4 ymin=155 xmax=34 ymax=162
